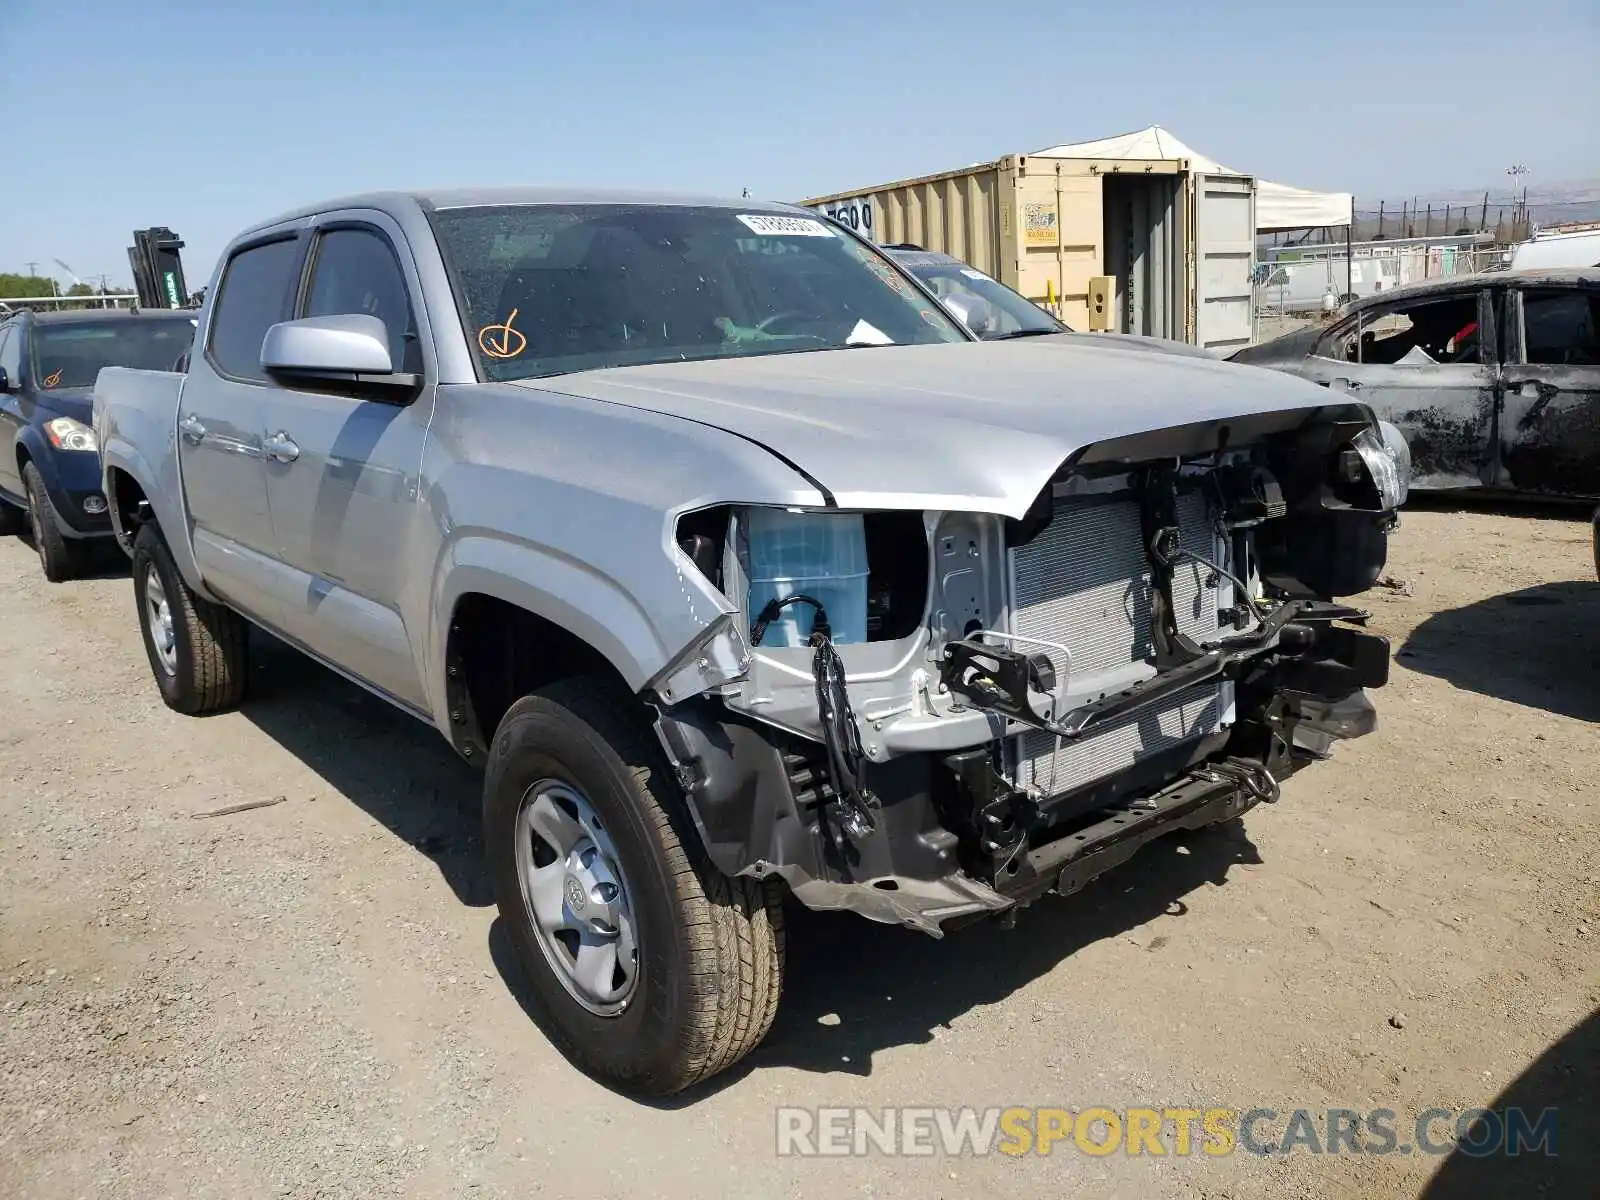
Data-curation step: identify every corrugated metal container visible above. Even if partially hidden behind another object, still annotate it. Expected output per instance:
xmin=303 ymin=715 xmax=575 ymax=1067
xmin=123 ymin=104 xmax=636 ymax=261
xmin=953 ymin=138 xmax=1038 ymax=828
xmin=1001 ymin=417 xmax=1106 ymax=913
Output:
xmin=802 ymin=154 xmax=1256 ymax=352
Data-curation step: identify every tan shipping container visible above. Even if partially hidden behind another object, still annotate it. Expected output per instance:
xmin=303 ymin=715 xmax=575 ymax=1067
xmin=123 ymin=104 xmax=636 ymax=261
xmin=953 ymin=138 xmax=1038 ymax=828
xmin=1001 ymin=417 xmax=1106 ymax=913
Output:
xmin=802 ymin=154 xmax=1257 ymax=352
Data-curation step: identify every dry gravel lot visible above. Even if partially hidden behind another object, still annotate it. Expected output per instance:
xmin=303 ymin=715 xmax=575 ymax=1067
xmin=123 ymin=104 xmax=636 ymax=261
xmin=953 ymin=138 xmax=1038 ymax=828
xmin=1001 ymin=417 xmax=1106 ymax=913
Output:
xmin=1 ymin=506 xmax=1595 ymax=1200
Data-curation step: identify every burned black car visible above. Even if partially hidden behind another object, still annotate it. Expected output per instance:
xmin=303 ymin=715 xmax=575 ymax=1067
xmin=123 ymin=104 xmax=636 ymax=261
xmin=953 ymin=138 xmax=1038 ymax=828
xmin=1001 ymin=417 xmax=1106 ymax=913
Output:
xmin=1232 ymin=268 xmax=1600 ymax=499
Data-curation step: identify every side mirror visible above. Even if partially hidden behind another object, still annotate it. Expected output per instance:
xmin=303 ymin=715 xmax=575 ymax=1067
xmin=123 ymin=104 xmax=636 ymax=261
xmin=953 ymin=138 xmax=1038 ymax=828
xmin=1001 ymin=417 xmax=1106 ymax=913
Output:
xmin=260 ymin=314 xmax=420 ymax=401
xmin=262 ymin=314 xmax=395 ymax=376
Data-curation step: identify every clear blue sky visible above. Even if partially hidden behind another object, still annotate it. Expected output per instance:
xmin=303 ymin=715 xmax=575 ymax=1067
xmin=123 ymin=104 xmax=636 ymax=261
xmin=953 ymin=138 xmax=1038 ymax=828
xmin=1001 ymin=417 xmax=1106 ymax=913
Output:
xmin=3 ymin=0 xmax=1596 ymax=289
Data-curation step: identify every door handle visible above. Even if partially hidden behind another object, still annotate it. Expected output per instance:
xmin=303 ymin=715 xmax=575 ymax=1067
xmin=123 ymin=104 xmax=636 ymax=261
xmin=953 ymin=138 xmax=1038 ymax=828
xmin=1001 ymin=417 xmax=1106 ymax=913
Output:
xmin=179 ymin=414 xmax=206 ymax=444
xmin=264 ymin=431 xmax=300 ymax=464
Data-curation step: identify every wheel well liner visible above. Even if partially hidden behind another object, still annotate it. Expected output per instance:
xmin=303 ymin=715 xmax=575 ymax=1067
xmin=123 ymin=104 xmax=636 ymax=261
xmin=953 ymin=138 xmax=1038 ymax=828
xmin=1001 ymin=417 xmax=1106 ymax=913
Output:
xmin=444 ymin=593 xmax=631 ymax=761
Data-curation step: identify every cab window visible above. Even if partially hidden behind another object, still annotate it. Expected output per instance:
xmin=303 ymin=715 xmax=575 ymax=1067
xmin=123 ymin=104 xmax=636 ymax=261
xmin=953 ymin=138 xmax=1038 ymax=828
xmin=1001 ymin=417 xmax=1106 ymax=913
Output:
xmin=301 ymin=227 xmax=421 ymax=374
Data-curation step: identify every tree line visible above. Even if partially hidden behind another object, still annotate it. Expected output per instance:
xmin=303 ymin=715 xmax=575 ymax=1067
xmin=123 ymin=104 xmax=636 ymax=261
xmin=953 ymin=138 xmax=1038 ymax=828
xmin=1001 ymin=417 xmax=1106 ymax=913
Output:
xmin=0 ymin=272 xmax=127 ymax=309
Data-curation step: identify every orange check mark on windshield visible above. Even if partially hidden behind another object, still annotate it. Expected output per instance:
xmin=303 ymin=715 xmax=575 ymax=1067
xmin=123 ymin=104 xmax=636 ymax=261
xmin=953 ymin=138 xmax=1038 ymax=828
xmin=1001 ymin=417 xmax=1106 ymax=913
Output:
xmin=479 ymin=309 xmax=527 ymax=359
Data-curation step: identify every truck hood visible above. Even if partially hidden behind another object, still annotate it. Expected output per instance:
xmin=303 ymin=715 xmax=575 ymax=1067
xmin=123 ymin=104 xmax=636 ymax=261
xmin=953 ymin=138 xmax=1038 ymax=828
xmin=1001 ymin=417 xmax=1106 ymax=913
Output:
xmin=519 ymin=340 xmax=1358 ymax=518
xmin=34 ymin=385 xmax=95 ymax=425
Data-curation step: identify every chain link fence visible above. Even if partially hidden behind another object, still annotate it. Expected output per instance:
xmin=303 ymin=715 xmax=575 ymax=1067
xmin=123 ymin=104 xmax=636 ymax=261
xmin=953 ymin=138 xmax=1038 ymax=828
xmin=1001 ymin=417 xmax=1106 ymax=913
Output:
xmin=1252 ymin=239 xmax=1510 ymax=325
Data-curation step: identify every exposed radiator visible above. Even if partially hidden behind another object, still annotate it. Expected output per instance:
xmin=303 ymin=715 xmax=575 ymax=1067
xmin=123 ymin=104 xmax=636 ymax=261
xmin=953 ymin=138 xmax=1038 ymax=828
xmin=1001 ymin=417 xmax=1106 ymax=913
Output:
xmin=1009 ymin=488 xmax=1229 ymax=794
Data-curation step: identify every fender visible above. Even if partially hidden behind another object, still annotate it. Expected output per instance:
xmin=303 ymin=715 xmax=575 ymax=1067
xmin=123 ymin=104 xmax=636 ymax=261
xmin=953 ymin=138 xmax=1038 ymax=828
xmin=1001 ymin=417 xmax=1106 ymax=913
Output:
xmin=99 ymin=436 xmax=211 ymax=599
xmin=14 ymin=425 xmax=55 ymax=487
xmin=429 ymin=531 xmax=723 ymax=734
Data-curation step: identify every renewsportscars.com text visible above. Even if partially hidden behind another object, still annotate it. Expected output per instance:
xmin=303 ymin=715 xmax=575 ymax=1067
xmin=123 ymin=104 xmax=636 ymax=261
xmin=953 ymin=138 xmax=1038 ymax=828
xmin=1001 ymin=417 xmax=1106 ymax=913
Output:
xmin=775 ymin=1105 xmax=1559 ymax=1159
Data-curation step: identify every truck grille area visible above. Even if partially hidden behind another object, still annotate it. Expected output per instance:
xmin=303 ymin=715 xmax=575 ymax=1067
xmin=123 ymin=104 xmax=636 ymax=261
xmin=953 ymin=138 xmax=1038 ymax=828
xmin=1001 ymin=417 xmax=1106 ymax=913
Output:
xmin=1010 ymin=489 xmax=1227 ymax=794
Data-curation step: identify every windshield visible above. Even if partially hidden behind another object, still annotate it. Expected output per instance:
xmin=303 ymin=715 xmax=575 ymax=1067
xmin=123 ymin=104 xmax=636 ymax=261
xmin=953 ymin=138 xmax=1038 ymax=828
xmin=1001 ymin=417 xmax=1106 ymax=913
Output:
xmin=32 ymin=317 xmax=197 ymax=389
xmin=895 ymin=255 xmax=1067 ymax=338
xmin=429 ymin=204 xmax=969 ymax=381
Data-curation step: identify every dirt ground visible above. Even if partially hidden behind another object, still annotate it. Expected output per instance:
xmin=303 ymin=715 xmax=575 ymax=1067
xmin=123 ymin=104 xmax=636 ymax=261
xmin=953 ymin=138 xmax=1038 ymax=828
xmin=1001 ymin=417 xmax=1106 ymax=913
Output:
xmin=1 ymin=507 xmax=1595 ymax=1200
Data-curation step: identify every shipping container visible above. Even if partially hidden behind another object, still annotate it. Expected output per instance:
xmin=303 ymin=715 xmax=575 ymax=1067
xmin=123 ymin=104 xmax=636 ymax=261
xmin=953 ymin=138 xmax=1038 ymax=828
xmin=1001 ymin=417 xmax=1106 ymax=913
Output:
xmin=802 ymin=154 xmax=1256 ymax=353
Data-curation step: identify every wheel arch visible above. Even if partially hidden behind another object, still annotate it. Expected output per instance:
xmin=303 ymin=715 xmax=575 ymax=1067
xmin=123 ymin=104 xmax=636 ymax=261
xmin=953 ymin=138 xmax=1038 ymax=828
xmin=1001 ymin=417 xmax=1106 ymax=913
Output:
xmin=98 ymin=445 xmax=209 ymax=594
xmin=438 ymin=575 xmax=658 ymax=765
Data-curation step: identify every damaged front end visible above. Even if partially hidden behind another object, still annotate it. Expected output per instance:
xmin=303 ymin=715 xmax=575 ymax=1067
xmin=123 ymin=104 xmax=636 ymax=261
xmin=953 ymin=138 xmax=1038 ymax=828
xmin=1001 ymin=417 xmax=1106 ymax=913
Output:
xmin=648 ymin=410 xmax=1402 ymax=936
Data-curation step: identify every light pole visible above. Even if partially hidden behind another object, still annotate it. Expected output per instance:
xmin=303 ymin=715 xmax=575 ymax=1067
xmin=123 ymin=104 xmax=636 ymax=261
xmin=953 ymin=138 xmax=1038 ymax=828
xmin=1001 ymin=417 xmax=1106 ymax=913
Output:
xmin=1505 ymin=164 xmax=1530 ymax=225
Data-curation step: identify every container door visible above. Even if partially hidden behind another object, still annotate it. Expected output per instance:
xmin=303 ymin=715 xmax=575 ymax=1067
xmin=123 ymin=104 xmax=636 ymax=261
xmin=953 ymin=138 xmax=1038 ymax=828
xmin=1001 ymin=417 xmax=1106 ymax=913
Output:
xmin=1191 ymin=173 xmax=1257 ymax=354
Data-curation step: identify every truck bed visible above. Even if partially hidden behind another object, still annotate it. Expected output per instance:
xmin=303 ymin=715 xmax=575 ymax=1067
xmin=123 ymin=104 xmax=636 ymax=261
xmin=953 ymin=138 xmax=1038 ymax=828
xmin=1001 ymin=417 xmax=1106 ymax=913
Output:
xmin=92 ymin=366 xmax=187 ymax=560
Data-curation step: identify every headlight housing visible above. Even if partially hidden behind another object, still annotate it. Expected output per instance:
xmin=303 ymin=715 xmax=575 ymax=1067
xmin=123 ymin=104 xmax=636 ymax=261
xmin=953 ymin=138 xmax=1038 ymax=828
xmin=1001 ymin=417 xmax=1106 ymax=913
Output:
xmin=1352 ymin=424 xmax=1408 ymax=510
xmin=44 ymin=417 xmax=98 ymax=453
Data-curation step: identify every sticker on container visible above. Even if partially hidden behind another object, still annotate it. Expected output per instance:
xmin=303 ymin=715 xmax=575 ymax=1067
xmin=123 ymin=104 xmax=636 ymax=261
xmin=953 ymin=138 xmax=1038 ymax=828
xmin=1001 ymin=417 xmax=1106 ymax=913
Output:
xmin=1023 ymin=202 xmax=1059 ymax=247
xmin=736 ymin=214 xmax=835 ymax=238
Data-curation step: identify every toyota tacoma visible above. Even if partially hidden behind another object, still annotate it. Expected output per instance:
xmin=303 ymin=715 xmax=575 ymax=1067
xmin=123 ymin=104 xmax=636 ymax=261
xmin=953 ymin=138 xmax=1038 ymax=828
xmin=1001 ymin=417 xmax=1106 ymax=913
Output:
xmin=93 ymin=189 xmax=1404 ymax=1096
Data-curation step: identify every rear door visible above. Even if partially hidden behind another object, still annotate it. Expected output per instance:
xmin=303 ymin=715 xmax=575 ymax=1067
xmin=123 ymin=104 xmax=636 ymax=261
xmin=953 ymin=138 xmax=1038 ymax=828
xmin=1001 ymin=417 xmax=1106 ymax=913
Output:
xmin=181 ymin=233 xmax=304 ymax=619
xmin=1498 ymin=281 xmax=1600 ymax=498
xmin=1191 ymin=172 xmax=1257 ymax=355
xmin=1296 ymin=284 xmax=1500 ymax=489
xmin=257 ymin=214 xmax=436 ymax=709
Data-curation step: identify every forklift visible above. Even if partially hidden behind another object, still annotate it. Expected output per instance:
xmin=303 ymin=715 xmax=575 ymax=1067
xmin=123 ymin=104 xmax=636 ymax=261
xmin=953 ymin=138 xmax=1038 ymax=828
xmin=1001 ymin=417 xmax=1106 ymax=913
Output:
xmin=125 ymin=227 xmax=198 ymax=309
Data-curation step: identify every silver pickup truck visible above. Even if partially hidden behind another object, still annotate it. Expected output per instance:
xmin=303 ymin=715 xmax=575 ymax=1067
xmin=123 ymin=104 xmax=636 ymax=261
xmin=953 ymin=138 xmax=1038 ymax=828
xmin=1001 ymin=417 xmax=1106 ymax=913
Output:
xmin=94 ymin=188 xmax=1404 ymax=1096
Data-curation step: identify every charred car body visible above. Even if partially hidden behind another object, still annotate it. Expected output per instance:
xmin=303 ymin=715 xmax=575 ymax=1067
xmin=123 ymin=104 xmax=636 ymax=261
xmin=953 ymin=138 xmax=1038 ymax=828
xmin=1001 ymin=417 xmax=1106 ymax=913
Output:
xmin=1233 ymin=268 xmax=1600 ymax=499
xmin=94 ymin=190 xmax=1402 ymax=1095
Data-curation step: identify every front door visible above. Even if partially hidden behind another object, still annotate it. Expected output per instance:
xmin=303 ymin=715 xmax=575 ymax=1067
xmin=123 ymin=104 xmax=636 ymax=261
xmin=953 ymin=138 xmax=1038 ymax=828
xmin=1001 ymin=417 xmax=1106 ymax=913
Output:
xmin=1298 ymin=285 xmax=1500 ymax=490
xmin=1498 ymin=282 xmax=1600 ymax=499
xmin=0 ymin=323 xmax=26 ymax=498
xmin=178 ymin=234 xmax=304 ymax=618
xmin=259 ymin=218 xmax=435 ymax=709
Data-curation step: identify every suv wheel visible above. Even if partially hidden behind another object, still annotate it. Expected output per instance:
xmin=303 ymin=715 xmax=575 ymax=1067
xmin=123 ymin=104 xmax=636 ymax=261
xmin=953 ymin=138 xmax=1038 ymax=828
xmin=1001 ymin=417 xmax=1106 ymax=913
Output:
xmin=23 ymin=462 xmax=83 ymax=582
xmin=484 ymin=676 xmax=785 ymax=1096
xmin=131 ymin=523 xmax=248 ymax=714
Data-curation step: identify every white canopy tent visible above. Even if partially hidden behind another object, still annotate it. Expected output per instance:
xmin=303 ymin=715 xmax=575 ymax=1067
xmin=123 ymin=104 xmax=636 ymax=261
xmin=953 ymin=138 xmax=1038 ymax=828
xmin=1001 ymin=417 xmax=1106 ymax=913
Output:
xmin=1033 ymin=125 xmax=1353 ymax=232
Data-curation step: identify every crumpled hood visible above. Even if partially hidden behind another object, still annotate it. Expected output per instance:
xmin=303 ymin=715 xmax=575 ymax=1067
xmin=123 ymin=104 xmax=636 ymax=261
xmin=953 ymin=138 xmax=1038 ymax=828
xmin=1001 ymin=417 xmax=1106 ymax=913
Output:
xmin=519 ymin=340 xmax=1356 ymax=518
xmin=1022 ymin=331 xmax=1216 ymax=360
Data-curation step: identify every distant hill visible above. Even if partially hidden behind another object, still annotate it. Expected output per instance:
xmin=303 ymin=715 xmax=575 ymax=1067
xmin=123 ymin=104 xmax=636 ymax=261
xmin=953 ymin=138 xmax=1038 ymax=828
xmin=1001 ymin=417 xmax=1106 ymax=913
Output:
xmin=1376 ymin=179 xmax=1600 ymax=207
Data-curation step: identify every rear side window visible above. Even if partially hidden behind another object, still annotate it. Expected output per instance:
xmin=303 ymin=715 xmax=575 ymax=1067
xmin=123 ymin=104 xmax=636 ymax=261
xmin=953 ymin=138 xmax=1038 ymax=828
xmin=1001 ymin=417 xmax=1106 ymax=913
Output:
xmin=207 ymin=238 xmax=301 ymax=382
xmin=1522 ymin=289 xmax=1600 ymax=366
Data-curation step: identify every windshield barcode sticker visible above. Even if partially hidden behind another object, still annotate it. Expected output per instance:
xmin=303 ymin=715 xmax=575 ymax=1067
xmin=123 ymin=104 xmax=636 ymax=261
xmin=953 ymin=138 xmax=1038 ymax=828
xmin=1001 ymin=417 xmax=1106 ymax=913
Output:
xmin=737 ymin=214 xmax=834 ymax=238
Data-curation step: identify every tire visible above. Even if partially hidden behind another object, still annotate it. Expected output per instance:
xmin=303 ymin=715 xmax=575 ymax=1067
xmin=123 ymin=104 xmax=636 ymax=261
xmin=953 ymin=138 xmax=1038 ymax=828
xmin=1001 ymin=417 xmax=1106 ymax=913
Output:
xmin=1591 ymin=506 xmax=1599 ymax=582
xmin=130 ymin=522 xmax=248 ymax=714
xmin=23 ymin=462 xmax=83 ymax=582
xmin=484 ymin=676 xmax=785 ymax=1096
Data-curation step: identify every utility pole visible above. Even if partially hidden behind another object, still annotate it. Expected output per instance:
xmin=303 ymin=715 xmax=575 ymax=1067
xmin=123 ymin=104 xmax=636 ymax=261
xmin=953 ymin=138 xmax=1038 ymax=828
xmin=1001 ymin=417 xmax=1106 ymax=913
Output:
xmin=24 ymin=261 xmax=38 ymax=277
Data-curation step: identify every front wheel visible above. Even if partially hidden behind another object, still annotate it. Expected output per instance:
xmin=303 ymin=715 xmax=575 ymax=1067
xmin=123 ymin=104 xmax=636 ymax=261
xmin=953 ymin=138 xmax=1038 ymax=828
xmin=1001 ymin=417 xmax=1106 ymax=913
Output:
xmin=484 ymin=677 xmax=785 ymax=1096
xmin=23 ymin=462 xmax=83 ymax=582
xmin=131 ymin=523 xmax=248 ymax=714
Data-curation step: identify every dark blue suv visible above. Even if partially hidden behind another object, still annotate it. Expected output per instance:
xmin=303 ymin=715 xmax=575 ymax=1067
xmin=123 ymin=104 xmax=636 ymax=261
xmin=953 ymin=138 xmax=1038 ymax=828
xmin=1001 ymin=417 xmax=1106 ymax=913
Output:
xmin=0 ymin=309 xmax=197 ymax=579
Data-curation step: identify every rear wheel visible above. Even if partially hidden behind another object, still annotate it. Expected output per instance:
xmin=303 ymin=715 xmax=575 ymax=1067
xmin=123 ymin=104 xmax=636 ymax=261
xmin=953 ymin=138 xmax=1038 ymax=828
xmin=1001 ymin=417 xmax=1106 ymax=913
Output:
xmin=131 ymin=522 xmax=248 ymax=714
xmin=23 ymin=462 xmax=83 ymax=582
xmin=0 ymin=497 xmax=24 ymax=536
xmin=484 ymin=676 xmax=785 ymax=1096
